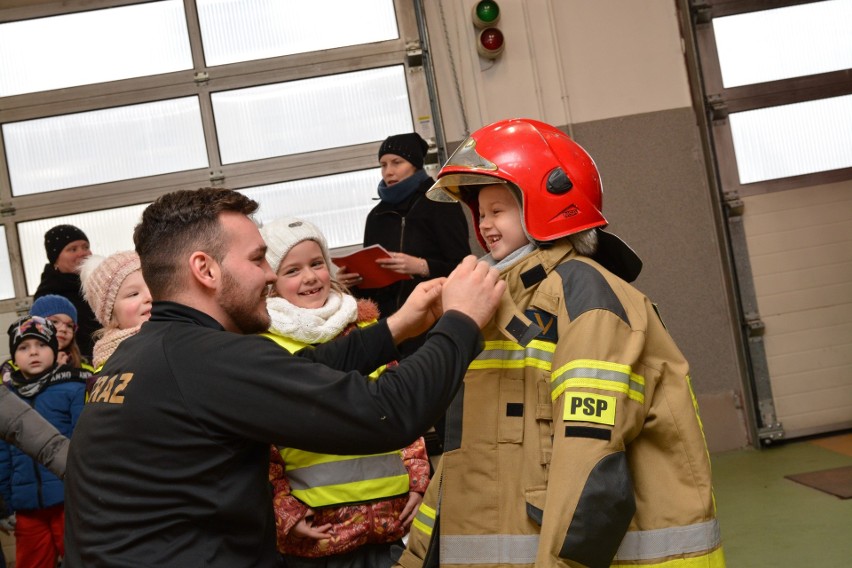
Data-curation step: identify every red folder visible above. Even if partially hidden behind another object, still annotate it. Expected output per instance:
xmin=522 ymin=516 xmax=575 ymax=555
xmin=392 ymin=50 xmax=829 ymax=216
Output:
xmin=331 ymin=245 xmax=413 ymax=289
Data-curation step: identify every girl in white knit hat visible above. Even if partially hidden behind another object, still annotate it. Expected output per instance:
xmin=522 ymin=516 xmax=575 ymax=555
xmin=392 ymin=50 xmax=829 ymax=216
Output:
xmin=258 ymin=217 xmax=429 ymax=568
xmin=79 ymin=251 xmax=153 ymax=372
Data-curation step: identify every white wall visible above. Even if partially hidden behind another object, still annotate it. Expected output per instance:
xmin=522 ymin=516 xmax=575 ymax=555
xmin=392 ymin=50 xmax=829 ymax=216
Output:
xmin=424 ymin=0 xmax=693 ymax=138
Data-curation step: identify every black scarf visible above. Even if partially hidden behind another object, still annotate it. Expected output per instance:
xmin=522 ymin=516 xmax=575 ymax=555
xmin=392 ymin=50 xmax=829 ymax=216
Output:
xmin=11 ymin=364 xmax=91 ymax=398
xmin=377 ymin=169 xmax=430 ymax=205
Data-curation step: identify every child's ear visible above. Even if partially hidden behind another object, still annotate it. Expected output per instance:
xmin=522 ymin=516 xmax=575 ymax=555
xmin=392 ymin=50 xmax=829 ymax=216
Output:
xmin=188 ymin=251 xmax=220 ymax=290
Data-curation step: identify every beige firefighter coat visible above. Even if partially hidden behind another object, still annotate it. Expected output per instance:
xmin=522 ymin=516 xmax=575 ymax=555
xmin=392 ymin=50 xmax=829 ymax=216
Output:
xmin=397 ymin=241 xmax=724 ymax=568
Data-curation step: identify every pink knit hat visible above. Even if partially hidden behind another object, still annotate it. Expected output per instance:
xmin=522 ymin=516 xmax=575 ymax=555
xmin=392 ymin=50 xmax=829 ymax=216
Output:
xmin=79 ymin=251 xmax=141 ymax=326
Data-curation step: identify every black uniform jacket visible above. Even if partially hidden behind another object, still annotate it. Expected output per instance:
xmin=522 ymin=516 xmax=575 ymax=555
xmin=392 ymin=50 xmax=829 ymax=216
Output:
xmin=64 ymin=301 xmax=481 ymax=568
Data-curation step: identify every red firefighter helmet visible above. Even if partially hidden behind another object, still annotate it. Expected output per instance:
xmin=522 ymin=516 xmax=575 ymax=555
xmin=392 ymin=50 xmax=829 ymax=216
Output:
xmin=428 ymin=118 xmax=607 ymax=250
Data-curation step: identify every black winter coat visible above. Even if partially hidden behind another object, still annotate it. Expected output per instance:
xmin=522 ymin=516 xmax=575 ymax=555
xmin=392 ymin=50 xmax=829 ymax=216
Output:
xmin=359 ymin=175 xmax=470 ymax=352
xmin=34 ymin=264 xmax=99 ymax=359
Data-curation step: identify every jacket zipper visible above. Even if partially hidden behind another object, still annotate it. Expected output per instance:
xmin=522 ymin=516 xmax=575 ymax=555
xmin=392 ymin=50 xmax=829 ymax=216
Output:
xmin=396 ymin=216 xmax=407 ymax=310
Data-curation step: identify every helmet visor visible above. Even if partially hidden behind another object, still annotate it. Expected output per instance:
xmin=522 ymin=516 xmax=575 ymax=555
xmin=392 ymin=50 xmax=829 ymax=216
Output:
xmin=426 ymin=174 xmax=508 ymax=203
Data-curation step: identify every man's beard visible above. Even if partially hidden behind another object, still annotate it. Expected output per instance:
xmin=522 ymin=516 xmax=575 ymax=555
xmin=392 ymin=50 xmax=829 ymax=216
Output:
xmin=218 ymin=268 xmax=270 ymax=334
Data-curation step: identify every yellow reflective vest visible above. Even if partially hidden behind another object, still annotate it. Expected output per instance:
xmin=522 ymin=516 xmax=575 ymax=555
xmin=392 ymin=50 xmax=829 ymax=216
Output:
xmin=261 ymin=328 xmax=409 ymax=508
xmin=397 ymin=241 xmax=725 ymax=568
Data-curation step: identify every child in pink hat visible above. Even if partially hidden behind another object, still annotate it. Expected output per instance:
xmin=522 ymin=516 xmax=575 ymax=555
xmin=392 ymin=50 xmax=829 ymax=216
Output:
xmin=79 ymin=251 xmax=153 ymax=371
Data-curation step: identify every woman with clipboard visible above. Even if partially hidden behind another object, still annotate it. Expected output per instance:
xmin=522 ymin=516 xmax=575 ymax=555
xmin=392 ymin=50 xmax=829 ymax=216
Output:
xmin=337 ymin=133 xmax=471 ymax=357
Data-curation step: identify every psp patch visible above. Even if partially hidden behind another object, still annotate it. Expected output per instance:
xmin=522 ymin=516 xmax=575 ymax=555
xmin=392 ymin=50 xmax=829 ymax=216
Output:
xmin=563 ymin=392 xmax=616 ymax=426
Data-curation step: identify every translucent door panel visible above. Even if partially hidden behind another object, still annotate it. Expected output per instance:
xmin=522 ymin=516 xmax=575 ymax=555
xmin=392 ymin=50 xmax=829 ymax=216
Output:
xmin=197 ymin=0 xmax=398 ymax=66
xmin=18 ymin=204 xmax=149 ymax=295
xmin=212 ymin=66 xmax=412 ymax=164
xmin=3 ymin=98 xmax=208 ymax=195
xmin=0 ymin=228 xmax=14 ymax=300
xmin=730 ymin=94 xmax=852 ymax=184
xmin=242 ymin=168 xmax=381 ymax=248
xmin=0 ymin=0 xmax=191 ymax=97
xmin=713 ymin=0 xmax=852 ymax=88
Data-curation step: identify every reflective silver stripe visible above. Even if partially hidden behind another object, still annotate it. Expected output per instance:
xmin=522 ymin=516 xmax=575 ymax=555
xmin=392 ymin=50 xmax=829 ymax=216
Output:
xmin=476 ymin=346 xmax=553 ymax=362
xmin=551 ymin=366 xmax=645 ymax=397
xmin=287 ymin=453 xmax=406 ymax=490
xmin=441 ymin=534 xmax=539 ymax=565
xmin=412 ymin=504 xmax=436 ymax=536
xmin=471 ymin=343 xmax=554 ymax=372
xmin=613 ymin=519 xmax=722 ymax=561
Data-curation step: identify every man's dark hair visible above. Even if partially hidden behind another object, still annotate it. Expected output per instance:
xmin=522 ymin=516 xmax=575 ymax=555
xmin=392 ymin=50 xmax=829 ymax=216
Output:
xmin=134 ymin=187 xmax=259 ymax=300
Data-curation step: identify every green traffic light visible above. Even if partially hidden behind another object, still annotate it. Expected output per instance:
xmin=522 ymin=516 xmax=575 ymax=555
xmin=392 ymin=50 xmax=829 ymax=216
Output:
xmin=475 ymin=1 xmax=500 ymax=25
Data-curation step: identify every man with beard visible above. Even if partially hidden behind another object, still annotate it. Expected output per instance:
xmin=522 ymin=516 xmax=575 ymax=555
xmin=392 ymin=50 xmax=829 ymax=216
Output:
xmin=64 ymin=187 xmax=504 ymax=568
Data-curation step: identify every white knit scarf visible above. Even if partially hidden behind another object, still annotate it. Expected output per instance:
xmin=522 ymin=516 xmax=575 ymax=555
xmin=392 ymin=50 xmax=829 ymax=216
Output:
xmin=266 ymin=291 xmax=358 ymax=344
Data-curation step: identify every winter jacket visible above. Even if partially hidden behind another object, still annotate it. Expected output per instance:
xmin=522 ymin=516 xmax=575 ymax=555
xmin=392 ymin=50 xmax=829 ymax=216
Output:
xmin=64 ymin=301 xmax=482 ymax=568
xmin=397 ymin=241 xmax=725 ymax=568
xmin=358 ymin=175 xmax=470 ymax=348
xmin=34 ymin=264 xmax=99 ymax=358
xmin=263 ymin=299 xmax=430 ymax=557
xmin=0 ymin=385 xmax=69 ymax=479
xmin=0 ymin=366 xmax=86 ymax=512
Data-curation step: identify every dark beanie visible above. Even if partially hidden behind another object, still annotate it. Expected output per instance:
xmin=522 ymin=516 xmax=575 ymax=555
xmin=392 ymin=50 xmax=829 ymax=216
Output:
xmin=378 ymin=133 xmax=429 ymax=170
xmin=44 ymin=224 xmax=89 ymax=264
xmin=8 ymin=315 xmax=59 ymax=358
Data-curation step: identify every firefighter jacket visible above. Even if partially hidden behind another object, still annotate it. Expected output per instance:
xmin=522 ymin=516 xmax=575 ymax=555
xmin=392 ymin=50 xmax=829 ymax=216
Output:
xmin=397 ymin=241 xmax=725 ymax=568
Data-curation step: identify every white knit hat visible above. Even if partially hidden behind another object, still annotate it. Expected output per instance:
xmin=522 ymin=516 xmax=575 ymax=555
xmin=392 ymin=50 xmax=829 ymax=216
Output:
xmin=259 ymin=217 xmax=332 ymax=274
xmin=79 ymin=251 xmax=141 ymax=326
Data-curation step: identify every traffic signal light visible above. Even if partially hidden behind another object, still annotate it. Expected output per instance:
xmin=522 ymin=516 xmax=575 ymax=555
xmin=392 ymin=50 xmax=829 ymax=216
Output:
xmin=472 ymin=1 xmax=504 ymax=60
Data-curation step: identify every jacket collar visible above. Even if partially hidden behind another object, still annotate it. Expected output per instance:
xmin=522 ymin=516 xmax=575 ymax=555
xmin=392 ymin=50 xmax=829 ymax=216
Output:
xmin=491 ymin=241 xmax=576 ymax=346
xmin=149 ymin=301 xmax=225 ymax=331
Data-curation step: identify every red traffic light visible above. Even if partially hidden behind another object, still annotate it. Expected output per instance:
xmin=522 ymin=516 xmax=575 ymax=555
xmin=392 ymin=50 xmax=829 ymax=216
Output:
xmin=477 ymin=27 xmax=505 ymax=59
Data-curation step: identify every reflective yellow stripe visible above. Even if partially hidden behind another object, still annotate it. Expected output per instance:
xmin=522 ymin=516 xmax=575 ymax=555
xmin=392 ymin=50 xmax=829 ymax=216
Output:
xmin=281 ymin=449 xmax=408 ymax=508
xmin=613 ymin=519 xmax=723 ymax=563
xmin=289 ymin=476 xmax=409 ymax=508
xmin=612 ymin=546 xmax=726 ymax=567
xmin=412 ymin=502 xmax=436 ymax=536
xmin=551 ymin=359 xmax=645 ymax=404
xmin=260 ymin=332 xmax=302 ymax=352
xmin=262 ymin=326 xmax=386 ymax=380
xmin=468 ymin=339 xmax=554 ymax=371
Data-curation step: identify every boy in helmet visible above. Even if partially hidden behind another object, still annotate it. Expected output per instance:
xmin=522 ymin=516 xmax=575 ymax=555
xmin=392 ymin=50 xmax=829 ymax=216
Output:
xmin=396 ymin=119 xmax=724 ymax=568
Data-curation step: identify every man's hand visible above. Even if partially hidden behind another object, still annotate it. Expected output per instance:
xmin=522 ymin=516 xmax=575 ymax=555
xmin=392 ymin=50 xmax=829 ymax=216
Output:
xmin=386 ymin=278 xmax=446 ymax=344
xmin=442 ymin=256 xmax=505 ymax=328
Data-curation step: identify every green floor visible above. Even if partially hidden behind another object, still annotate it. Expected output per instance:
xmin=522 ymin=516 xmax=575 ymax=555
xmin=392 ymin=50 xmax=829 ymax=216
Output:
xmin=711 ymin=435 xmax=852 ymax=567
